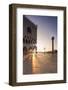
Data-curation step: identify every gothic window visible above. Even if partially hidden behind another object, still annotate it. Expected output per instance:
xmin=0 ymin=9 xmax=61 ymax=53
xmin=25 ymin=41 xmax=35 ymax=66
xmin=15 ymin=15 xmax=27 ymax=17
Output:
xmin=24 ymin=35 xmax=26 ymax=39
xmin=27 ymin=39 xmax=29 ymax=44
xmin=23 ymin=38 xmax=25 ymax=43
xmin=25 ymin=39 xmax=27 ymax=44
xmin=27 ymin=27 xmax=31 ymax=34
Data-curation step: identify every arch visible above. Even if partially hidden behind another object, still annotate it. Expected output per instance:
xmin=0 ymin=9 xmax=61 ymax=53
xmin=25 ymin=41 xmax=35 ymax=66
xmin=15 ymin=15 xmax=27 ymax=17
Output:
xmin=23 ymin=46 xmax=27 ymax=54
xmin=33 ymin=46 xmax=37 ymax=50
xmin=28 ymin=47 xmax=33 ymax=53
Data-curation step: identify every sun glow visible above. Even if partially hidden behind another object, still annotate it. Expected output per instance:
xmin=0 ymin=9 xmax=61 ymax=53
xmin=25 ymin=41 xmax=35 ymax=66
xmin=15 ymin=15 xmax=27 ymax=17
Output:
xmin=32 ymin=49 xmax=36 ymax=60
xmin=32 ymin=49 xmax=37 ymax=73
xmin=37 ymin=43 xmax=46 ymax=52
xmin=37 ymin=41 xmax=52 ymax=52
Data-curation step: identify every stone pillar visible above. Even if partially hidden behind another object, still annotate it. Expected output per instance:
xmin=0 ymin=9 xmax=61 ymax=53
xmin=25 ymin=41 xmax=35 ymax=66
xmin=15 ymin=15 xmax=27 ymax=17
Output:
xmin=51 ymin=36 xmax=54 ymax=53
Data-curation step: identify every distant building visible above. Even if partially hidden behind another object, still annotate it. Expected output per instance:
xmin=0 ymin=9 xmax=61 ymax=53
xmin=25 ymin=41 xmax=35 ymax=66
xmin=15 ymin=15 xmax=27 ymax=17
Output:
xmin=23 ymin=16 xmax=37 ymax=54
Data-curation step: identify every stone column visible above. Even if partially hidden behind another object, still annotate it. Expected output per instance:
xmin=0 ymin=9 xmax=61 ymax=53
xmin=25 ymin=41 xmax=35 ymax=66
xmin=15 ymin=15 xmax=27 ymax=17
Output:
xmin=51 ymin=36 xmax=54 ymax=53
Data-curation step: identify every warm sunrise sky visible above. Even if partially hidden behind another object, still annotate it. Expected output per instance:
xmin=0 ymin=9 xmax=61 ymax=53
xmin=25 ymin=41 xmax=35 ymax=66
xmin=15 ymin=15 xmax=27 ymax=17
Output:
xmin=25 ymin=15 xmax=57 ymax=52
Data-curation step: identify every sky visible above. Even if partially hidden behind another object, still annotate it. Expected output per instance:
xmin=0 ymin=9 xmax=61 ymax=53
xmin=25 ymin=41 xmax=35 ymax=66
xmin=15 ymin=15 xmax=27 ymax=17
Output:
xmin=25 ymin=15 xmax=57 ymax=52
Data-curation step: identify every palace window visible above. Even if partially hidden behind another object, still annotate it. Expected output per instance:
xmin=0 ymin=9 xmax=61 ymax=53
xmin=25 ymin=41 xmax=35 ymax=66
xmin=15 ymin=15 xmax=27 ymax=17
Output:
xmin=27 ymin=27 xmax=31 ymax=34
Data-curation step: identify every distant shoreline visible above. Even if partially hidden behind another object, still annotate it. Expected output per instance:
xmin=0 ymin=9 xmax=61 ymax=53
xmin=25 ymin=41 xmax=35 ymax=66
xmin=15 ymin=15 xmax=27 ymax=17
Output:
xmin=36 ymin=50 xmax=57 ymax=53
